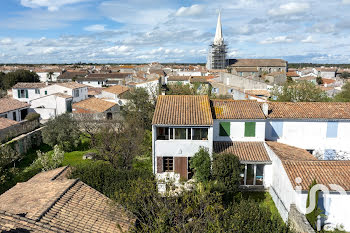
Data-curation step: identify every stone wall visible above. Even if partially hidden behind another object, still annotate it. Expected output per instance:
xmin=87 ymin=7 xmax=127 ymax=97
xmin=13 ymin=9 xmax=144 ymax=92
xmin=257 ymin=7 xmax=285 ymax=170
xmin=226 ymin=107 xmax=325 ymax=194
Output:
xmin=0 ymin=119 xmax=40 ymax=143
xmin=288 ymin=204 xmax=315 ymax=233
xmin=219 ymin=73 xmax=268 ymax=90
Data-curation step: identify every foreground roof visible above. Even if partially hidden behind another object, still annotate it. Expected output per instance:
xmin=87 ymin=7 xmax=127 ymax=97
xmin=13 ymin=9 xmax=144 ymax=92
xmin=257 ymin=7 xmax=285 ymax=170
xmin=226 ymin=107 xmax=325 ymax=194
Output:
xmin=152 ymin=95 xmax=213 ymax=126
xmin=213 ymin=141 xmax=271 ymax=163
xmin=266 ymin=141 xmax=317 ymax=161
xmin=0 ymin=97 xmax=30 ymax=114
xmin=0 ymin=167 xmax=134 ymax=232
xmin=267 ymin=102 xmax=350 ymax=119
xmin=12 ymin=82 xmax=47 ymax=89
xmin=212 ymin=100 xmax=266 ymax=119
xmin=73 ymin=98 xmax=117 ymax=113
xmin=0 ymin=118 xmax=19 ymax=130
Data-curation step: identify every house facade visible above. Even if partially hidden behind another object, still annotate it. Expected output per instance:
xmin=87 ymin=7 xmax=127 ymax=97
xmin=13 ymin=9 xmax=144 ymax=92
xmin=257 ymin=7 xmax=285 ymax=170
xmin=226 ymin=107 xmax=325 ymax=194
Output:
xmin=0 ymin=97 xmax=30 ymax=121
xmin=12 ymin=82 xmax=48 ymax=103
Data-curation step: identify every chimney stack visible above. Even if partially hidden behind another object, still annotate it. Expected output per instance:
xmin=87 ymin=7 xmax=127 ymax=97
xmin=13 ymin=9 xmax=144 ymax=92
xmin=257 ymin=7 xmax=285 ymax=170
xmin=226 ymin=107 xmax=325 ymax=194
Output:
xmin=262 ymin=102 xmax=269 ymax=116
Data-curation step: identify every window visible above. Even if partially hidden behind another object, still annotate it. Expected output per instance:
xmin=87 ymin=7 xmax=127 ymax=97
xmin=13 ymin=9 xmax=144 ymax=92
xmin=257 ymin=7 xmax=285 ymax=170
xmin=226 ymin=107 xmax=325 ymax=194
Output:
xmin=175 ymin=128 xmax=187 ymax=139
xmin=163 ymin=157 xmax=174 ymax=172
xmin=192 ymin=128 xmax=208 ymax=140
xmin=219 ymin=122 xmax=230 ymax=136
xmin=241 ymin=164 xmax=265 ymax=186
xmin=17 ymin=89 xmax=28 ymax=98
xmin=35 ymin=89 xmax=40 ymax=94
xmin=246 ymin=164 xmax=254 ymax=185
xmin=326 ymin=122 xmax=338 ymax=138
xmin=74 ymin=89 xmax=79 ymax=97
xmin=0 ymin=114 xmax=7 ymax=118
xmin=157 ymin=127 xmax=169 ymax=140
xmin=324 ymin=149 xmax=336 ymax=160
xmin=306 ymin=149 xmax=314 ymax=155
xmin=12 ymin=112 xmax=16 ymax=121
xmin=271 ymin=121 xmax=283 ymax=138
xmin=244 ymin=122 xmax=256 ymax=137
xmin=256 ymin=164 xmax=264 ymax=185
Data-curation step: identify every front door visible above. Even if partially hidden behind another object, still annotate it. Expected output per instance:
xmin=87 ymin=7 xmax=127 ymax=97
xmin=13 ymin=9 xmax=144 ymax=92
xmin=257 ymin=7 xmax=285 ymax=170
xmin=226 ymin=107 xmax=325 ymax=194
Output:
xmin=175 ymin=157 xmax=188 ymax=180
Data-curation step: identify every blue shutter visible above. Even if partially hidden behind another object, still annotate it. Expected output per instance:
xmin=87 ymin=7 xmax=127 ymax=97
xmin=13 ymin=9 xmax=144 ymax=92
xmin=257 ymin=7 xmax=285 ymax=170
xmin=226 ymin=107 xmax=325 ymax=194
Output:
xmin=324 ymin=149 xmax=336 ymax=160
xmin=326 ymin=122 xmax=338 ymax=138
xmin=271 ymin=121 xmax=283 ymax=138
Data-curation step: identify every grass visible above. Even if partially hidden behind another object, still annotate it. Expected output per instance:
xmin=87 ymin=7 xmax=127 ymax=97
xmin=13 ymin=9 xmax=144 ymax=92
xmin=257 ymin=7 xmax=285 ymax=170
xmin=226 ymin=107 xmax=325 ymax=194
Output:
xmin=62 ymin=149 xmax=96 ymax=167
xmin=242 ymin=191 xmax=282 ymax=221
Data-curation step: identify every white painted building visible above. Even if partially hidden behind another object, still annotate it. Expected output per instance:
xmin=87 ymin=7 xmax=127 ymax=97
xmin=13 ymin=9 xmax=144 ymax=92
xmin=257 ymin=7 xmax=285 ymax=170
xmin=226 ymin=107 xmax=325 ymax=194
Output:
xmin=42 ymin=82 xmax=88 ymax=103
xmin=0 ymin=97 xmax=30 ymax=122
xmin=97 ymin=85 xmax=129 ymax=106
xmin=35 ymin=70 xmax=61 ymax=82
xmin=132 ymin=78 xmax=160 ymax=97
xmin=12 ymin=82 xmax=48 ymax=103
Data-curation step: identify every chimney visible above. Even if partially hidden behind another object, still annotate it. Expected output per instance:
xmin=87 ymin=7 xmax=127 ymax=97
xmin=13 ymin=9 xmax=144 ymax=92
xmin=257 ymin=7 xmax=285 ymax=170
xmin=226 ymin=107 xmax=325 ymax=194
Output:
xmin=262 ymin=102 xmax=269 ymax=116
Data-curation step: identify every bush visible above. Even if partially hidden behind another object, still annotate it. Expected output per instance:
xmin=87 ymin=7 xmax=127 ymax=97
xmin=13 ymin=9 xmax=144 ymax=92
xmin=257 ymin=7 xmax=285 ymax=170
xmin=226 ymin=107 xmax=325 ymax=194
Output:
xmin=25 ymin=112 xmax=40 ymax=121
xmin=35 ymin=145 xmax=64 ymax=171
xmin=212 ymin=153 xmax=242 ymax=193
xmin=69 ymin=161 xmax=153 ymax=198
xmin=190 ymin=147 xmax=211 ymax=182
xmin=42 ymin=113 xmax=81 ymax=152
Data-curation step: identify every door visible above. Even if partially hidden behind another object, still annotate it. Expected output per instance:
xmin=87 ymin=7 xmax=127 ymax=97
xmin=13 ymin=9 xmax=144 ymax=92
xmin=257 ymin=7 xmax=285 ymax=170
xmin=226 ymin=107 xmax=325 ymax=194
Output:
xmin=175 ymin=157 xmax=188 ymax=180
xmin=13 ymin=112 xmax=17 ymax=121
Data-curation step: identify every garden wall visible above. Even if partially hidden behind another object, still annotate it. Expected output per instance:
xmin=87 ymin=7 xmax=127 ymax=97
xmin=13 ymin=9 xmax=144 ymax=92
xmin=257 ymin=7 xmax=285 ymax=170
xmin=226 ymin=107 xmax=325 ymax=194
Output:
xmin=0 ymin=119 xmax=40 ymax=143
xmin=288 ymin=204 xmax=315 ymax=233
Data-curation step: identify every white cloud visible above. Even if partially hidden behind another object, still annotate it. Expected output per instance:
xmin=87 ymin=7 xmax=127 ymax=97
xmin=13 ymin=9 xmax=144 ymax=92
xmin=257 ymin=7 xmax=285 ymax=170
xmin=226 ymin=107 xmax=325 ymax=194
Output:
xmin=102 ymin=45 xmax=133 ymax=55
xmin=20 ymin=0 xmax=90 ymax=11
xmin=260 ymin=36 xmax=293 ymax=44
xmin=84 ymin=24 xmax=106 ymax=32
xmin=343 ymin=0 xmax=350 ymax=4
xmin=301 ymin=35 xmax=316 ymax=43
xmin=175 ymin=4 xmax=205 ymax=17
xmin=268 ymin=2 xmax=310 ymax=16
xmin=0 ymin=38 xmax=12 ymax=45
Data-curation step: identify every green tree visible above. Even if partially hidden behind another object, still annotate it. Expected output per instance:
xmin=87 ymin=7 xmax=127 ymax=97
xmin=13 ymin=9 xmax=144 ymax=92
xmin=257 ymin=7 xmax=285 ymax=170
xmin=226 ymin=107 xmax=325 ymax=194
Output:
xmin=2 ymin=69 xmax=40 ymax=89
xmin=122 ymin=87 xmax=156 ymax=130
xmin=271 ymin=80 xmax=330 ymax=102
xmin=166 ymin=83 xmax=197 ymax=95
xmin=340 ymin=71 xmax=350 ymax=79
xmin=334 ymin=82 xmax=350 ymax=102
xmin=316 ymin=76 xmax=323 ymax=85
xmin=42 ymin=113 xmax=81 ymax=151
xmin=212 ymin=153 xmax=242 ymax=193
xmin=189 ymin=147 xmax=211 ymax=183
xmin=46 ymin=71 xmax=54 ymax=82
xmin=306 ymin=179 xmax=324 ymax=230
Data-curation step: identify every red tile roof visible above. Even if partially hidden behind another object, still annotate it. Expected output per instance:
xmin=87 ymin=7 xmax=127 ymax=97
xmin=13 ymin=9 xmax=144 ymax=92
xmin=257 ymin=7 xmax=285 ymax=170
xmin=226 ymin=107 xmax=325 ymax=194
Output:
xmin=0 ymin=97 xmax=30 ymax=114
xmin=212 ymin=100 xmax=266 ymax=119
xmin=152 ymin=95 xmax=213 ymax=125
xmin=266 ymin=141 xmax=317 ymax=161
xmin=103 ymin=85 xmax=129 ymax=95
xmin=57 ymin=82 xmax=87 ymax=89
xmin=0 ymin=118 xmax=19 ymax=130
xmin=214 ymin=141 xmax=271 ymax=162
xmin=12 ymin=82 xmax=47 ymax=89
xmin=267 ymin=102 xmax=350 ymax=119
xmin=73 ymin=98 xmax=117 ymax=113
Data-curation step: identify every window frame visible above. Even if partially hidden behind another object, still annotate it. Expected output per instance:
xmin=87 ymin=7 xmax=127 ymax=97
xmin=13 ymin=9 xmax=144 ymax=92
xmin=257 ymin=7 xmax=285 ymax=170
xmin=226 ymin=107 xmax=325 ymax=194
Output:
xmin=163 ymin=157 xmax=174 ymax=172
xmin=241 ymin=163 xmax=265 ymax=186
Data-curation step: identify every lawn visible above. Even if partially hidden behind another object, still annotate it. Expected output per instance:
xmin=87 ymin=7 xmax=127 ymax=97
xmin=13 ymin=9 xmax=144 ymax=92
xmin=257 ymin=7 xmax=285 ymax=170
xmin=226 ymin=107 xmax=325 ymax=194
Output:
xmin=62 ymin=149 xmax=97 ymax=167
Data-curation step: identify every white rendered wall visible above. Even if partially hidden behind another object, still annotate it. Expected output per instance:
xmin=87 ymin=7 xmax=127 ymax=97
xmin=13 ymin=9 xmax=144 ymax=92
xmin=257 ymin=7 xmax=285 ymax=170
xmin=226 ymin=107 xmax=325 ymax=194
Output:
xmin=213 ymin=120 xmax=265 ymax=142
xmin=80 ymin=80 xmax=104 ymax=87
xmin=0 ymin=109 xmax=24 ymax=121
xmin=266 ymin=120 xmax=350 ymax=153
xmin=12 ymin=88 xmax=41 ymax=102
xmin=37 ymin=72 xmax=60 ymax=82
xmin=42 ymin=85 xmax=88 ymax=103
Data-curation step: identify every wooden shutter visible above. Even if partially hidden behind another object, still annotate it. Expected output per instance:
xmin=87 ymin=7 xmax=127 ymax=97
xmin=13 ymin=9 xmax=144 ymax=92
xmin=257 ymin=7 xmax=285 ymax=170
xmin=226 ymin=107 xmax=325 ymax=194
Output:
xmin=219 ymin=122 xmax=230 ymax=136
xmin=25 ymin=90 xmax=28 ymax=98
xmin=17 ymin=90 xmax=20 ymax=98
xmin=157 ymin=157 xmax=163 ymax=173
xmin=175 ymin=157 xmax=188 ymax=180
xmin=244 ymin=122 xmax=256 ymax=137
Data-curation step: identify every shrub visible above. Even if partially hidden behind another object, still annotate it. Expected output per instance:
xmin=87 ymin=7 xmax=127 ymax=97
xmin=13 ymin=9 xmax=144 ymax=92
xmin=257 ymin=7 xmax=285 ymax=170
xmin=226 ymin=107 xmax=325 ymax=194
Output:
xmin=25 ymin=112 xmax=40 ymax=121
xmin=35 ymin=145 xmax=64 ymax=171
xmin=42 ymin=113 xmax=81 ymax=152
xmin=212 ymin=153 xmax=242 ymax=193
xmin=306 ymin=179 xmax=324 ymax=230
xmin=190 ymin=147 xmax=211 ymax=182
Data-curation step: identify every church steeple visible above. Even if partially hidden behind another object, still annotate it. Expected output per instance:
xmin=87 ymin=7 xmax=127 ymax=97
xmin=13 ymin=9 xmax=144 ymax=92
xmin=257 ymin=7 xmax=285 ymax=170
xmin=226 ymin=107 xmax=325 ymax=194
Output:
xmin=213 ymin=11 xmax=224 ymax=46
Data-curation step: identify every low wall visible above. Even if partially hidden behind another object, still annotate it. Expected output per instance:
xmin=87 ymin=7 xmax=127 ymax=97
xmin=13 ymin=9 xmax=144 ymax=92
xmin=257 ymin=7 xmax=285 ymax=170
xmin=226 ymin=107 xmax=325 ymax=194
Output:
xmin=288 ymin=204 xmax=315 ymax=233
xmin=0 ymin=119 xmax=40 ymax=143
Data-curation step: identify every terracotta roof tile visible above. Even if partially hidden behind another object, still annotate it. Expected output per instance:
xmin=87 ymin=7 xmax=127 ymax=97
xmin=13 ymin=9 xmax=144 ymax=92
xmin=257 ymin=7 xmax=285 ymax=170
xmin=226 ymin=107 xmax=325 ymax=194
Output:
xmin=0 ymin=97 xmax=30 ymax=114
xmin=267 ymin=102 xmax=350 ymax=119
xmin=103 ymin=85 xmax=129 ymax=95
xmin=12 ymin=82 xmax=47 ymax=89
xmin=0 ymin=118 xmax=19 ymax=130
xmin=283 ymin=160 xmax=350 ymax=191
xmin=212 ymin=100 xmax=265 ymax=119
xmin=266 ymin=141 xmax=317 ymax=161
xmin=57 ymin=82 xmax=87 ymax=89
xmin=213 ymin=141 xmax=271 ymax=162
xmin=229 ymin=59 xmax=287 ymax=67
xmin=73 ymin=98 xmax=117 ymax=113
xmin=167 ymin=76 xmax=191 ymax=82
xmin=152 ymin=95 xmax=213 ymax=126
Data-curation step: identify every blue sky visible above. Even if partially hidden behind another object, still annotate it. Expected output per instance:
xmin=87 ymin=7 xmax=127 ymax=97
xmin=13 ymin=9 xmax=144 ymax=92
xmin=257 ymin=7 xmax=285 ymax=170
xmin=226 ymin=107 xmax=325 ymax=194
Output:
xmin=1 ymin=0 xmax=350 ymax=64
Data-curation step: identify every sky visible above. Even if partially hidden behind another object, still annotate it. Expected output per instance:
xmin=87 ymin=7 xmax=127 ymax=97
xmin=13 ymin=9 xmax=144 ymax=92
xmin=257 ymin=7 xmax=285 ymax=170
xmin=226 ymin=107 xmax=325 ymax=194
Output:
xmin=1 ymin=0 xmax=350 ymax=64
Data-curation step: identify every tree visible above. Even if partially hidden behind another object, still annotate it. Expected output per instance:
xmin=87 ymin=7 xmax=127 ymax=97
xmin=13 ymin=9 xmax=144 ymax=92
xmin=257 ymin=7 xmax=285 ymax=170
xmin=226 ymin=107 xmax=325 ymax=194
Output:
xmin=94 ymin=116 xmax=144 ymax=170
xmin=35 ymin=145 xmax=64 ymax=171
xmin=212 ymin=153 xmax=242 ymax=193
xmin=166 ymin=83 xmax=197 ymax=95
xmin=306 ymin=179 xmax=324 ymax=230
xmin=1 ymin=70 xmax=40 ymax=90
xmin=333 ymin=82 xmax=350 ymax=102
xmin=340 ymin=71 xmax=350 ymax=79
xmin=316 ymin=76 xmax=323 ymax=85
xmin=46 ymin=71 xmax=54 ymax=82
xmin=122 ymin=87 xmax=156 ymax=130
xmin=42 ymin=113 xmax=81 ymax=151
xmin=189 ymin=148 xmax=211 ymax=183
xmin=271 ymin=80 xmax=330 ymax=102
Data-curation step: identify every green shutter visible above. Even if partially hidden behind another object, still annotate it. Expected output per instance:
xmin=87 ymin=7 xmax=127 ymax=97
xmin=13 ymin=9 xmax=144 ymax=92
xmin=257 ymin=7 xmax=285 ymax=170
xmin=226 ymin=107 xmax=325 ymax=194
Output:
xmin=219 ymin=122 xmax=230 ymax=136
xmin=244 ymin=122 xmax=256 ymax=137
xmin=25 ymin=90 xmax=28 ymax=98
xmin=17 ymin=90 xmax=20 ymax=98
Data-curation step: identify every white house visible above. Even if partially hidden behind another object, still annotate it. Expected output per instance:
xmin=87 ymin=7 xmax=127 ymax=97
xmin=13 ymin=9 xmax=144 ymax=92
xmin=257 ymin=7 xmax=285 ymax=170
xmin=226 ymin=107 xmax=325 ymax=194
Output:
xmin=152 ymin=95 xmax=214 ymax=180
xmin=97 ymin=85 xmax=129 ymax=106
xmin=29 ymin=93 xmax=73 ymax=120
xmin=12 ymin=82 xmax=48 ymax=103
xmin=42 ymin=82 xmax=88 ymax=103
xmin=35 ymin=69 xmax=61 ymax=82
xmin=132 ymin=77 xmax=160 ymax=97
xmin=0 ymin=97 xmax=30 ymax=121
xmin=265 ymin=102 xmax=350 ymax=160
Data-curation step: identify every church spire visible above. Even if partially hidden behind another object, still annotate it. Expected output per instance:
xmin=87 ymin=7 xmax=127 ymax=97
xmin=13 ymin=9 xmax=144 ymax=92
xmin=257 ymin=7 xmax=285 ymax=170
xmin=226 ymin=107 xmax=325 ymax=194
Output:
xmin=213 ymin=11 xmax=224 ymax=46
